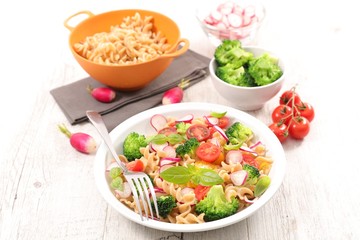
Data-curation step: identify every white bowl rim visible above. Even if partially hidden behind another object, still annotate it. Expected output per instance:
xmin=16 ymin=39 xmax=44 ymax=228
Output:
xmin=94 ymin=102 xmax=286 ymax=232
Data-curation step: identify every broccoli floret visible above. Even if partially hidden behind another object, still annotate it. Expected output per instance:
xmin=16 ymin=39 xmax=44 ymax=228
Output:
xmin=123 ymin=132 xmax=147 ymax=161
xmin=243 ymin=164 xmax=260 ymax=185
xmin=216 ymin=64 xmax=256 ymax=87
xmin=195 ymin=185 xmax=239 ymax=222
xmin=175 ymin=137 xmax=200 ymax=158
xmin=248 ymin=53 xmax=283 ymax=86
xmin=225 ymin=122 xmax=253 ymax=148
xmin=215 ymin=40 xmax=253 ymax=67
xmin=151 ymin=195 xmax=177 ymax=218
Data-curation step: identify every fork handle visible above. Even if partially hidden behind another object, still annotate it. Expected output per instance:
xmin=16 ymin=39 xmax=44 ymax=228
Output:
xmin=86 ymin=110 xmax=128 ymax=173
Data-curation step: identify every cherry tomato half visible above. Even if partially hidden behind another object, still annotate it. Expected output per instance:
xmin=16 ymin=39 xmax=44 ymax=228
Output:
xmin=272 ymin=105 xmax=293 ymax=125
xmin=126 ymin=160 xmax=145 ymax=172
xmin=217 ymin=116 xmax=230 ymax=129
xmin=194 ymin=185 xmax=211 ymax=201
xmin=269 ymin=122 xmax=289 ymax=143
xmin=196 ymin=142 xmax=221 ymax=163
xmin=186 ymin=124 xmax=210 ymax=142
xmin=241 ymin=152 xmax=259 ymax=168
xmin=296 ymin=102 xmax=315 ymax=122
xmin=288 ymin=116 xmax=310 ymax=139
xmin=279 ymin=90 xmax=301 ymax=107
xmin=158 ymin=127 xmax=177 ymax=136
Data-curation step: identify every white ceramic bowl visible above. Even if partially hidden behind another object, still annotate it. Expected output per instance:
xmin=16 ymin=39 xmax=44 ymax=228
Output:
xmin=94 ymin=102 xmax=286 ymax=232
xmin=209 ymin=46 xmax=285 ymax=111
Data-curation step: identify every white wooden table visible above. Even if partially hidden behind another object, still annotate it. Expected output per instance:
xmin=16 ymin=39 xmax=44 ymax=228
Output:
xmin=1 ymin=0 xmax=359 ymax=239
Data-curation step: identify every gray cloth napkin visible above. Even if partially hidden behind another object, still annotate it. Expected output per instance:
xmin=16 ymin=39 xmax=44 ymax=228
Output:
xmin=50 ymin=49 xmax=210 ymax=131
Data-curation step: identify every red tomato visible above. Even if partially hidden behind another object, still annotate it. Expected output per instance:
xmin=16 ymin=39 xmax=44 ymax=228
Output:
xmin=272 ymin=105 xmax=293 ymax=125
xmin=196 ymin=142 xmax=221 ymax=163
xmin=269 ymin=122 xmax=289 ymax=143
xmin=288 ymin=116 xmax=310 ymax=139
xmin=186 ymin=124 xmax=210 ymax=142
xmin=296 ymin=102 xmax=315 ymax=122
xmin=194 ymin=185 xmax=211 ymax=201
xmin=158 ymin=127 xmax=177 ymax=136
xmin=241 ymin=152 xmax=259 ymax=167
xmin=279 ymin=90 xmax=301 ymax=107
xmin=217 ymin=116 xmax=230 ymax=128
xmin=126 ymin=160 xmax=145 ymax=172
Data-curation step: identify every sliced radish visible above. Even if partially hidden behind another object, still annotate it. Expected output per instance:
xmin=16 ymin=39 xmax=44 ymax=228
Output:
xmin=210 ymin=10 xmax=222 ymax=23
xmin=150 ymin=142 xmax=169 ymax=152
xmin=163 ymin=145 xmax=177 ymax=158
xmin=150 ymin=114 xmax=168 ymax=132
xmin=114 ymin=182 xmax=131 ymax=198
xmin=159 ymin=157 xmax=181 ymax=167
xmin=239 ymin=146 xmax=258 ymax=155
xmin=228 ymin=13 xmax=242 ymax=28
xmin=241 ymin=15 xmax=252 ymax=27
xmin=249 ymin=141 xmax=263 ymax=149
xmin=243 ymin=5 xmax=256 ymax=18
xmin=159 ymin=164 xmax=175 ymax=173
xmin=175 ymin=114 xmax=194 ymax=123
xmin=226 ymin=150 xmax=243 ymax=164
xmin=230 ymin=170 xmax=248 ymax=186
xmin=204 ymin=116 xmax=219 ymax=126
xmin=210 ymin=137 xmax=220 ymax=147
xmin=213 ymin=125 xmax=229 ymax=141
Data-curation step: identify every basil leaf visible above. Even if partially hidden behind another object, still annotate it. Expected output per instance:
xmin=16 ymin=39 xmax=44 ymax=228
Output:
xmin=210 ymin=111 xmax=227 ymax=118
xmin=159 ymin=166 xmax=192 ymax=184
xmin=147 ymin=134 xmax=168 ymax=144
xmin=197 ymin=168 xmax=224 ymax=186
xmin=254 ymin=175 xmax=271 ymax=197
xmin=167 ymin=133 xmax=185 ymax=145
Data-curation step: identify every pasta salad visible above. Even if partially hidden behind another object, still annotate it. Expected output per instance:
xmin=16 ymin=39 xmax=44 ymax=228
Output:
xmin=106 ymin=111 xmax=273 ymax=224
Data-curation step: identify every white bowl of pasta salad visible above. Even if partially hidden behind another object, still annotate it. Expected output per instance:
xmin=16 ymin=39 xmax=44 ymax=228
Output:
xmin=93 ymin=102 xmax=286 ymax=232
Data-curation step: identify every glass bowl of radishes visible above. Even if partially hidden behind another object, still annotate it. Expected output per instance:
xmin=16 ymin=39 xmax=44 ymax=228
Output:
xmin=196 ymin=0 xmax=266 ymax=46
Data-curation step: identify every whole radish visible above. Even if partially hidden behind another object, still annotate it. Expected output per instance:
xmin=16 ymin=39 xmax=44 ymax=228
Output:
xmin=58 ymin=124 xmax=97 ymax=154
xmin=162 ymin=79 xmax=190 ymax=105
xmin=87 ymin=85 xmax=116 ymax=103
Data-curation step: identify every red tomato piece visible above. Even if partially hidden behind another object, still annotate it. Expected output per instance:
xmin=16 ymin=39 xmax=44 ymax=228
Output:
xmin=217 ymin=116 xmax=230 ymax=128
xmin=288 ymin=116 xmax=310 ymax=139
xmin=269 ymin=122 xmax=289 ymax=143
xmin=158 ymin=127 xmax=177 ymax=136
xmin=126 ymin=160 xmax=145 ymax=172
xmin=279 ymin=90 xmax=301 ymax=107
xmin=272 ymin=105 xmax=293 ymax=125
xmin=186 ymin=124 xmax=211 ymax=142
xmin=196 ymin=142 xmax=221 ymax=163
xmin=194 ymin=185 xmax=211 ymax=201
xmin=296 ymin=102 xmax=315 ymax=122
xmin=241 ymin=152 xmax=259 ymax=167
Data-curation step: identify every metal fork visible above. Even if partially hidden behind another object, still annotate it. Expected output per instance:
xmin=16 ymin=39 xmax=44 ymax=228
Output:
xmin=86 ymin=110 xmax=159 ymax=221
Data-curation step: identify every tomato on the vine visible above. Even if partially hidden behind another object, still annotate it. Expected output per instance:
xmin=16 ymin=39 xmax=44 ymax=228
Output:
xmin=269 ymin=122 xmax=289 ymax=143
xmin=272 ymin=105 xmax=293 ymax=125
xmin=288 ymin=116 xmax=310 ymax=139
xmin=279 ymin=90 xmax=301 ymax=107
xmin=296 ymin=102 xmax=315 ymax=122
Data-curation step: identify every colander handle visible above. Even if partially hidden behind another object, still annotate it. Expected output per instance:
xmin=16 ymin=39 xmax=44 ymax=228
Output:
xmin=160 ymin=38 xmax=190 ymax=59
xmin=64 ymin=11 xmax=95 ymax=32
